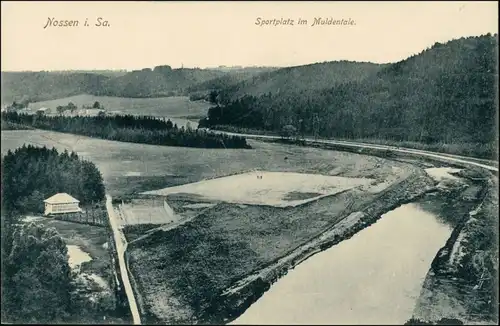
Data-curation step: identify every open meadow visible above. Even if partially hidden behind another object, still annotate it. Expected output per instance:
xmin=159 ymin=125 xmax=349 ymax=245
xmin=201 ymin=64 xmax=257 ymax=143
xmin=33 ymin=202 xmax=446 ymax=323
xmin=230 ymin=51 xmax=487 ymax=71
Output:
xmin=27 ymin=94 xmax=211 ymax=119
xmin=1 ymin=129 xmax=405 ymax=198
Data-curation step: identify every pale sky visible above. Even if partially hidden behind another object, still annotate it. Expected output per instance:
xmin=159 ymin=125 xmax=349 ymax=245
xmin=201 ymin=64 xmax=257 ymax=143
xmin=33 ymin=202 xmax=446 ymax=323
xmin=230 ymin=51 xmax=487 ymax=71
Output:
xmin=1 ymin=1 xmax=498 ymax=71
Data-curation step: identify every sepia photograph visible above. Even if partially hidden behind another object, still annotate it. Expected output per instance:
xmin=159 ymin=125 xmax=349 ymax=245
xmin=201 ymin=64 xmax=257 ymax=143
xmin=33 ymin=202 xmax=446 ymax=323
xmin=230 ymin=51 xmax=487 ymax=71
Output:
xmin=1 ymin=1 xmax=498 ymax=325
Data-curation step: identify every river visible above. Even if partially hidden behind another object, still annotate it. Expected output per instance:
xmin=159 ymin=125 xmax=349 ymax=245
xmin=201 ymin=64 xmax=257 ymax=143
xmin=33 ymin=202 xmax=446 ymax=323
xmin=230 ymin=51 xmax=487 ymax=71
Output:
xmin=231 ymin=203 xmax=452 ymax=325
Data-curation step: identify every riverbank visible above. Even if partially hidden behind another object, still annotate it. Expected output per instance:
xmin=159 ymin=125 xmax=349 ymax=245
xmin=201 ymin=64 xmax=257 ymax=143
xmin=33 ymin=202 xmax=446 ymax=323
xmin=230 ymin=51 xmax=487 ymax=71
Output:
xmin=410 ymin=168 xmax=499 ymax=324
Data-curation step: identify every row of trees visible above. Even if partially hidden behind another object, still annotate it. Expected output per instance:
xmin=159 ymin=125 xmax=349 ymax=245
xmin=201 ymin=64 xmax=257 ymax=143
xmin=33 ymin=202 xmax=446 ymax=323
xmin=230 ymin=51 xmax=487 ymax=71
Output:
xmin=197 ymin=35 xmax=497 ymax=157
xmin=1 ymin=112 xmax=251 ymax=149
xmin=1 ymin=145 xmax=108 ymax=323
xmin=56 ymin=100 xmax=104 ymax=115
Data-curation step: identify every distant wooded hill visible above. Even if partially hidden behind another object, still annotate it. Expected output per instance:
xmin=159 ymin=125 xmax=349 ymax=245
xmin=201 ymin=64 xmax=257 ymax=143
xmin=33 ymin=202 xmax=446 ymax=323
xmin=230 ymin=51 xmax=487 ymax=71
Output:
xmin=1 ymin=71 xmax=109 ymax=104
xmin=1 ymin=66 xmax=277 ymax=104
xmin=207 ymin=61 xmax=387 ymax=104
xmin=199 ymin=34 xmax=498 ymax=158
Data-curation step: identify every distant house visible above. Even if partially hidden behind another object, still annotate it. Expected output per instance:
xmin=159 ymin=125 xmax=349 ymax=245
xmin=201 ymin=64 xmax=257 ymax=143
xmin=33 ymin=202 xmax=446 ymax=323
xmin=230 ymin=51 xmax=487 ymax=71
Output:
xmin=76 ymin=108 xmax=105 ymax=117
xmin=62 ymin=110 xmax=74 ymax=117
xmin=18 ymin=107 xmax=32 ymax=114
xmin=2 ymin=105 xmax=15 ymax=113
xmin=37 ymin=107 xmax=50 ymax=115
xmin=44 ymin=193 xmax=82 ymax=215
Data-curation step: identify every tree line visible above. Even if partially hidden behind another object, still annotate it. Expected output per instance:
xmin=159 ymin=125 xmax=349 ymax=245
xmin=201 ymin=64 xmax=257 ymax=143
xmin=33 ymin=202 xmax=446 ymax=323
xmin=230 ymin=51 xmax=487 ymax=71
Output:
xmin=198 ymin=35 xmax=497 ymax=159
xmin=1 ymin=111 xmax=251 ymax=149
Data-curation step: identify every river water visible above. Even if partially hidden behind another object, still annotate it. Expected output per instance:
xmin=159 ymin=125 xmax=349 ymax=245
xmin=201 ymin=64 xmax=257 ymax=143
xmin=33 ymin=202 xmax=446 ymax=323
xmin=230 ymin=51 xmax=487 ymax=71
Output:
xmin=231 ymin=203 xmax=452 ymax=325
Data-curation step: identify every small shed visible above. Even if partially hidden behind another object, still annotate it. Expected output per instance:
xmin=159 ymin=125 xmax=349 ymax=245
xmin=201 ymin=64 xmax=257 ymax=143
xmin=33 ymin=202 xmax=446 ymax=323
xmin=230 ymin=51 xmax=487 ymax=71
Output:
xmin=44 ymin=193 xmax=82 ymax=215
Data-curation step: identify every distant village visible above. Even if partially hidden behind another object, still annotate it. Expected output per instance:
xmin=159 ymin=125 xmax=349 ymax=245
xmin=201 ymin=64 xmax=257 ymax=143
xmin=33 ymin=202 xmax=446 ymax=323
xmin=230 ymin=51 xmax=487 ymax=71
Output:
xmin=1 ymin=100 xmax=118 ymax=117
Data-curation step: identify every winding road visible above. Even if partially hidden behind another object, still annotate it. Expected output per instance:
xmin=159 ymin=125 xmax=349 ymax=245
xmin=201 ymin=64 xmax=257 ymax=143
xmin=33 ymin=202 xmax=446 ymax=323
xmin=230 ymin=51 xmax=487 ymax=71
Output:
xmin=105 ymin=195 xmax=142 ymax=325
xmin=215 ymin=131 xmax=498 ymax=172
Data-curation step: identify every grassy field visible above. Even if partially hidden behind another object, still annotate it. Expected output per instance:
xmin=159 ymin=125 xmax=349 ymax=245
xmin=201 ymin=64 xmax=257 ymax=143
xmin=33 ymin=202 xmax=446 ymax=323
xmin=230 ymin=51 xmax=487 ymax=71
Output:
xmin=210 ymin=125 xmax=498 ymax=160
xmin=1 ymin=129 xmax=404 ymax=199
xmin=27 ymin=94 xmax=211 ymax=118
xmin=119 ymin=198 xmax=181 ymax=225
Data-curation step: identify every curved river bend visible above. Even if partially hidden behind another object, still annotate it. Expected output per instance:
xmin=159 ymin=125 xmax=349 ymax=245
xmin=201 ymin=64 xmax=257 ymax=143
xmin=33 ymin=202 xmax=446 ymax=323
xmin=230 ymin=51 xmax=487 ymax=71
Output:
xmin=231 ymin=203 xmax=452 ymax=325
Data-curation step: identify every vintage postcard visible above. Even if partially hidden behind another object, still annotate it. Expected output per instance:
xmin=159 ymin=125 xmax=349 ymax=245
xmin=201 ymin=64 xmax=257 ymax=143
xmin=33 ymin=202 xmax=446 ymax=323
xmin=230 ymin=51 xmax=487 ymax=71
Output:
xmin=1 ymin=1 xmax=498 ymax=325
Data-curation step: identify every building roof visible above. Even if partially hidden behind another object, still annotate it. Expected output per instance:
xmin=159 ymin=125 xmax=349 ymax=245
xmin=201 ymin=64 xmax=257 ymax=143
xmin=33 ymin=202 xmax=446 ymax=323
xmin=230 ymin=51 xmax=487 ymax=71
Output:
xmin=44 ymin=193 xmax=80 ymax=204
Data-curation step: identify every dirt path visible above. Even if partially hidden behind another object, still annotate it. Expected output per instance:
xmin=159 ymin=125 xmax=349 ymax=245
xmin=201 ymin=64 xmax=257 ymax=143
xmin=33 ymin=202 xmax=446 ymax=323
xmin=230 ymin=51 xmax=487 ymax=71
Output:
xmin=105 ymin=194 xmax=142 ymax=325
xmin=216 ymin=131 xmax=498 ymax=172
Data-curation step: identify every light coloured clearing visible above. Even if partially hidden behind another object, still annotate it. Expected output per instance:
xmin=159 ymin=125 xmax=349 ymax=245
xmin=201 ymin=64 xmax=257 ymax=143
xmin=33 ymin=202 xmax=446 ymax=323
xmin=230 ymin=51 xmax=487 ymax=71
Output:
xmin=66 ymin=245 xmax=92 ymax=268
xmin=143 ymin=171 xmax=373 ymax=208
xmin=469 ymin=202 xmax=483 ymax=217
xmin=125 ymin=171 xmax=142 ymax=176
xmin=21 ymin=215 xmax=44 ymax=223
xmin=183 ymin=203 xmax=217 ymax=209
xmin=87 ymin=273 xmax=109 ymax=290
xmin=425 ymin=167 xmax=462 ymax=182
xmin=449 ymin=230 xmax=467 ymax=265
xmin=119 ymin=200 xmax=181 ymax=225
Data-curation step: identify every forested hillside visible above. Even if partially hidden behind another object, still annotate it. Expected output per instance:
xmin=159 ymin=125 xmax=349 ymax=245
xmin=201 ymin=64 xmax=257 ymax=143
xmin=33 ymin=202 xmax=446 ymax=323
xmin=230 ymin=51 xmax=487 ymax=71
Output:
xmin=200 ymin=34 xmax=498 ymax=158
xmin=1 ymin=66 xmax=227 ymax=104
xmin=206 ymin=61 xmax=385 ymax=104
xmin=1 ymin=71 xmax=109 ymax=104
xmin=187 ymin=68 xmax=278 ymax=99
xmin=94 ymin=66 xmax=226 ymax=98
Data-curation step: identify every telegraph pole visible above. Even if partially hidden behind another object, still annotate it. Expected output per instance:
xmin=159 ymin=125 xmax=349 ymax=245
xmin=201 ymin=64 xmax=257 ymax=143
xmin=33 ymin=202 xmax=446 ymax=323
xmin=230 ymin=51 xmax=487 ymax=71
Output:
xmin=312 ymin=113 xmax=320 ymax=140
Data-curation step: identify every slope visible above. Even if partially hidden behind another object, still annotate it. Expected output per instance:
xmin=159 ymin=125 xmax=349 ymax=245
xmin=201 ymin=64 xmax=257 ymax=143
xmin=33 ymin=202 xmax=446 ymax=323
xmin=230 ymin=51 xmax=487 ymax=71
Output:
xmin=95 ymin=66 xmax=227 ymax=98
xmin=213 ymin=61 xmax=385 ymax=104
xmin=1 ymin=71 xmax=109 ymax=105
xmin=201 ymin=34 xmax=498 ymax=158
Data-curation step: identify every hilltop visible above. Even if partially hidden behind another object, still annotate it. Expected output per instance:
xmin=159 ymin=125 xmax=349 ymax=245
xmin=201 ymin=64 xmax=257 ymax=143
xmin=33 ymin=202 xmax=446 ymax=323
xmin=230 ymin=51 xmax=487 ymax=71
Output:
xmin=1 ymin=71 xmax=109 ymax=104
xmin=200 ymin=34 xmax=498 ymax=159
xmin=205 ymin=61 xmax=386 ymax=104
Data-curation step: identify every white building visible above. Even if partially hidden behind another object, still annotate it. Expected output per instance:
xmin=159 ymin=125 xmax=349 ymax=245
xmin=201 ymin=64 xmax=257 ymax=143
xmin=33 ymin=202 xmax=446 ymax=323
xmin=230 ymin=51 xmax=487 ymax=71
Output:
xmin=37 ymin=107 xmax=50 ymax=115
xmin=44 ymin=193 xmax=82 ymax=215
